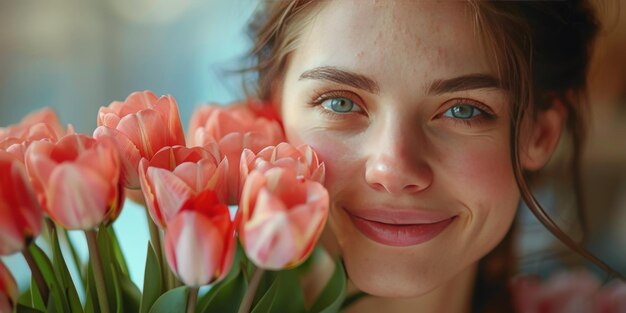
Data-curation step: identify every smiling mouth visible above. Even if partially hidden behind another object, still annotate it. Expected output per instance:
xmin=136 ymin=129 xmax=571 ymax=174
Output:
xmin=344 ymin=208 xmax=456 ymax=247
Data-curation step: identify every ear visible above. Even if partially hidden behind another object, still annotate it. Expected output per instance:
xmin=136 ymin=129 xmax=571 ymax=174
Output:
xmin=520 ymin=98 xmax=566 ymax=171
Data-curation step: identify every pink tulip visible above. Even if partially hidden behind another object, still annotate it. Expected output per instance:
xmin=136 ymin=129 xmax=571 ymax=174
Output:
xmin=240 ymin=142 xmax=325 ymax=188
xmin=238 ymin=167 xmax=329 ymax=270
xmin=138 ymin=145 xmax=228 ymax=228
xmin=511 ymin=270 xmax=626 ymax=313
xmin=0 ymin=261 xmax=18 ymax=313
xmin=94 ymin=90 xmax=185 ymax=188
xmin=25 ymin=134 xmax=123 ymax=230
xmin=0 ymin=151 xmax=43 ymax=255
xmin=0 ymin=108 xmax=65 ymax=143
xmin=187 ymin=101 xmax=284 ymax=203
xmin=1 ymin=108 xmax=68 ymax=162
xmin=164 ymin=190 xmax=235 ymax=286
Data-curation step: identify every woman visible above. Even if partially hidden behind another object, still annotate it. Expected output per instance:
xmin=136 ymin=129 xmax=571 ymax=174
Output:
xmin=244 ymin=1 xmax=622 ymax=312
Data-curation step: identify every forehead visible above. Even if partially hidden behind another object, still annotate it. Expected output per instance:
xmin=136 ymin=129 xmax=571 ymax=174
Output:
xmin=291 ymin=0 xmax=492 ymax=90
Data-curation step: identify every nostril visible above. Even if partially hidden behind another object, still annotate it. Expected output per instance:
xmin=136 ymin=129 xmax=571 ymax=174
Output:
xmin=403 ymin=184 xmax=421 ymax=193
xmin=371 ymin=182 xmax=387 ymax=192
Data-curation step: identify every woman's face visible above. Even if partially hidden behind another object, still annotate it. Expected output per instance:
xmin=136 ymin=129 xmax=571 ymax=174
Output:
xmin=280 ymin=1 xmax=519 ymax=297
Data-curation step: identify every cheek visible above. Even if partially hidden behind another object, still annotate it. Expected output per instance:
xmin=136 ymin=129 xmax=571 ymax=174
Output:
xmin=283 ymin=121 xmax=361 ymax=194
xmin=446 ymin=142 xmax=516 ymax=198
xmin=438 ymin=137 xmax=519 ymax=250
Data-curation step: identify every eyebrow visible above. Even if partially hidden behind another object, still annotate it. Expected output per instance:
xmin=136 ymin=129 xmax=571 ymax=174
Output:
xmin=299 ymin=66 xmax=380 ymax=94
xmin=298 ymin=66 xmax=502 ymax=95
xmin=427 ymin=73 xmax=503 ymax=95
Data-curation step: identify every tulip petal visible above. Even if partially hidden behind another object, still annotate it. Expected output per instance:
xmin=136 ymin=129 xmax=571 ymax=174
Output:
xmin=94 ymin=126 xmax=142 ymax=188
xmin=116 ymin=109 xmax=168 ymax=159
xmin=0 ymin=200 xmax=23 ymax=254
xmin=165 ymin=211 xmax=223 ymax=286
xmin=46 ymin=164 xmax=110 ymax=230
xmin=152 ymin=95 xmax=185 ymax=146
xmin=244 ymin=188 xmax=296 ymax=269
xmin=147 ymin=167 xmax=193 ymax=225
xmin=172 ymin=162 xmax=207 ymax=192
xmin=139 ymin=159 xmax=164 ymax=227
xmin=120 ymin=91 xmax=158 ymax=114
xmin=25 ymin=141 xmax=57 ymax=206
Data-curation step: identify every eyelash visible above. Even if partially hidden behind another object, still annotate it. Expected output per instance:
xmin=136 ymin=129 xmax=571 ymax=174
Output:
xmin=307 ymin=90 xmax=496 ymax=126
xmin=307 ymin=89 xmax=365 ymax=119
xmin=439 ymin=98 xmax=496 ymax=127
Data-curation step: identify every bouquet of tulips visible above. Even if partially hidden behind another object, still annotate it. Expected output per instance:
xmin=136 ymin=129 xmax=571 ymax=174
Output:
xmin=0 ymin=91 xmax=348 ymax=313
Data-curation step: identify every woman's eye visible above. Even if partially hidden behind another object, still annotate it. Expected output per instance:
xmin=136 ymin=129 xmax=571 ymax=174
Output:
xmin=321 ymin=97 xmax=362 ymax=113
xmin=442 ymin=104 xmax=482 ymax=119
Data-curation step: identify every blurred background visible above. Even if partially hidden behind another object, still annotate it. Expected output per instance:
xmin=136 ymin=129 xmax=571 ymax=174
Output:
xmin=0 ymin=0 xmax=256 ymax=133
xmin=0 ymin=0 xmax=625 ymax=294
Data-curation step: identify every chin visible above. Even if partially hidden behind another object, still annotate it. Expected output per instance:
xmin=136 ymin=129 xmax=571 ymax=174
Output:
xmin=342 ymin=250 xmax=443 ymax=298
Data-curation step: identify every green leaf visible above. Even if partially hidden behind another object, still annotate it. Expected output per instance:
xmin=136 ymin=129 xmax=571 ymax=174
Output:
xmin=118 ymin=268 xmax=141 ymax=313
xmin=51 ymin=227 xmax=83 ymax=313
xmin=45 ymin=284 xmax=65 ymax=313
xmin=251 ymin=270 xmax=306 ymax=313
xmin=84 ymin=284 xmax=96 ymax=313
xmin=85 ymin=261 xmax=100 ymax=313
xmin=148 ymin=286 xmax=189 ymax=313
xmin=198 ymin=270 xmax=247 ymax=313
xmin=61 ymin=228 xmax=85 ymax=285
xmin=18 ymin=286 xmax=32 ymax=305
xmin=109 ymin=264 xmax=124 ymax=313
xmin=309 ymin=259 xmax=347 ymax=313
xmin=84 ymin=241 xmax=140 ymax=313
xmin=107 ymin=227 xmax=129 ymax=275
xmin=250 ymin=270 xmax=276 ymax=308
xmin=27 ymin=277 xmax=44 ymax=310
xmin=15 ymin=303 xmax=45 ymax=313
xmin=140 ymin=243 xmax=163 ymax=313
xmin=28 ymin=243 xmax=67 ymax=313
xmin=95 ymin=227 xmax=120 ymax=312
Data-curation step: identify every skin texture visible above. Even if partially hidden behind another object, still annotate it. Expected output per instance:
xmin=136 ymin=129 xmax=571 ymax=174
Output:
xmin=276 ymin=1 xmax=563 ymax=311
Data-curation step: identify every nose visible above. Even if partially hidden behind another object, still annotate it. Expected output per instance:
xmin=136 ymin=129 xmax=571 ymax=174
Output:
xmin=364 ymin=120 xmax=433 ymax=194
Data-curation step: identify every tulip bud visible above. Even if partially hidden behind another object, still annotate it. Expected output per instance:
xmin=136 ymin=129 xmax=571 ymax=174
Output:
xmin=0 ymin=151 xmax=43 ymax=255
xmin=1 ymin=108 xmax=67 ymax=163
xmin=0 ymin=107 xmax=65 ymax=144
xmin=138 ymin=145 xmax=228 ymax=228
xmin=25 ymin=134 xmax=123 ymax=230
xmin=238 ymin=167 xmax=329 ymax=270
xmin=94 ymin=91 xmax=185 ymax=188
xmin=187 ymin=101 xmax=284 ymax=204
xmin=240 ymin=142 xmax=325 ymax=189
xmin=164 ymin=190 xmax=235 ymax=286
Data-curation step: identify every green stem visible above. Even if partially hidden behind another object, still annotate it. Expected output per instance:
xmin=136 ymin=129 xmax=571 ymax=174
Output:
xmin=62 ymin=228 xmax=84 ymax=284
xmin=146 ymin=208 xmax=167 ymax=292
xmin=186 ymin=286 xmax=199 ymax=313
xmin=85 ymin=229 xmax=111 ymax=313
xmin=237 ymin=267 xmax=265 ymax=313
xmin=22 ymin=245 xmax=49 ymax=304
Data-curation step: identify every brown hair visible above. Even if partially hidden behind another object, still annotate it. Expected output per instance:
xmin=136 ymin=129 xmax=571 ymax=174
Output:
xmin=472 ymin=0 xmax=624 ymax=276
xmin=244 ymin=0 xmax=623 ymax=311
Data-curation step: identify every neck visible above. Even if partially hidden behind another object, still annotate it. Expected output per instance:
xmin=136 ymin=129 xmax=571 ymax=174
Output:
xmin=343 ymin=263 xmax=478 ymax=313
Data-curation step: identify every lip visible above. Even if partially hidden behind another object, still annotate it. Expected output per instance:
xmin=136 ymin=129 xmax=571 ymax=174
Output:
xmin=344 ymin=207 xmax=456 ymax=247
